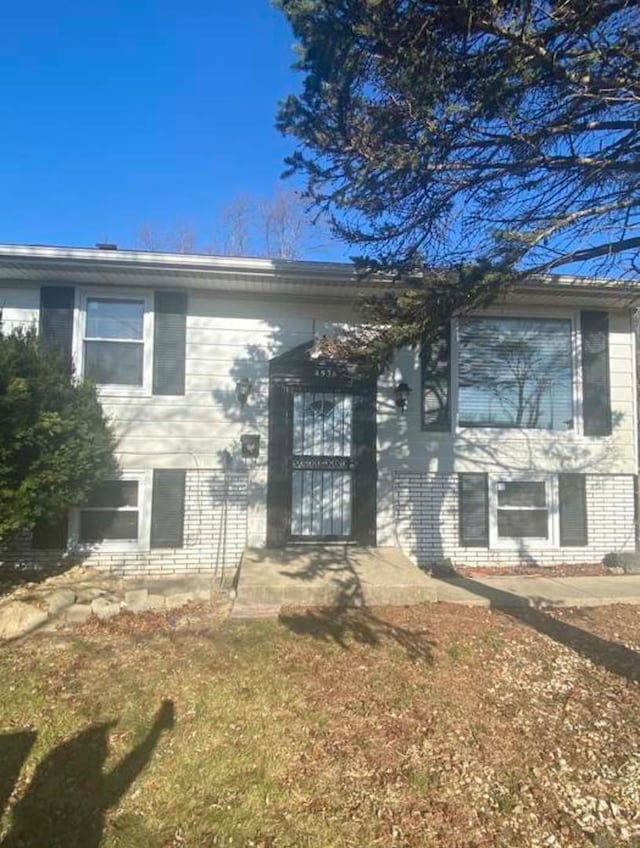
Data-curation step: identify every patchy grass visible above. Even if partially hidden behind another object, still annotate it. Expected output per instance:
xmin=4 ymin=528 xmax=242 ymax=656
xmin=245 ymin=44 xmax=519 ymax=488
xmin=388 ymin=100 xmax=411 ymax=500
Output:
xmin=0 ymin=602 xmax=639 ymax=847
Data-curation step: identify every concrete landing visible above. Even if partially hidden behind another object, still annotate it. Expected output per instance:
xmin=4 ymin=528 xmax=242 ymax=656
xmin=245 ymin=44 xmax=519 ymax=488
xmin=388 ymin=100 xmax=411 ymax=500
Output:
xmin=232 ymin=546 xmax=434 ymax=617
xmin=232 ymin=546 xmax=640 ymax=618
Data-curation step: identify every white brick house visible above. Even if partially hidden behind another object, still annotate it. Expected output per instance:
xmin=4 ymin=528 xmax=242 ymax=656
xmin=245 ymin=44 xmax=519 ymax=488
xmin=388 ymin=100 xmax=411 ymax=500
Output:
xmin=0 ymin=244 xmax=638 ymax=575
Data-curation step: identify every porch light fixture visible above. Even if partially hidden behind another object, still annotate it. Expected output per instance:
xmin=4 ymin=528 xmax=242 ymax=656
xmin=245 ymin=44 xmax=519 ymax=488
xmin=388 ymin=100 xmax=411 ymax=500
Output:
xmin=240 ymin=433 xmax=260 ymax=460
xmin=394 ymin=381 xmax=412 ymax=413
xmin=235 ymin=377 xmax=253 ymax=408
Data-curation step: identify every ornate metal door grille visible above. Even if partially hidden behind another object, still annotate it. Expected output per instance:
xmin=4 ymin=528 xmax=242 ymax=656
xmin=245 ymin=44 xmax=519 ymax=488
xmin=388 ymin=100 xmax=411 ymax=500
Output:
xmin=290 ymin=391 xmax=353 ymax=537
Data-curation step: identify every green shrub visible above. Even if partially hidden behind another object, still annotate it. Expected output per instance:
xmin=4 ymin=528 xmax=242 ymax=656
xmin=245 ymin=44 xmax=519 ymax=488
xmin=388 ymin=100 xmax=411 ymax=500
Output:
xmin=0 ymin=323 xmax=115 ymax=542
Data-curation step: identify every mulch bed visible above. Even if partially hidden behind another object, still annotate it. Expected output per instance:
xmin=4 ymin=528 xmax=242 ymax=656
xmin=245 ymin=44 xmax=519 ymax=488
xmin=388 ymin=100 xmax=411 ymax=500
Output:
xmin=458 ymin=562 xmax=611 ymax=578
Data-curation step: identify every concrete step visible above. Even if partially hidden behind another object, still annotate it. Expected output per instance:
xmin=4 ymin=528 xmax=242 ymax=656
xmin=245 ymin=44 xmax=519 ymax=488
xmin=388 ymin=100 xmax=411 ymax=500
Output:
xmin=234 ymin=545 xmax=436 ymax=612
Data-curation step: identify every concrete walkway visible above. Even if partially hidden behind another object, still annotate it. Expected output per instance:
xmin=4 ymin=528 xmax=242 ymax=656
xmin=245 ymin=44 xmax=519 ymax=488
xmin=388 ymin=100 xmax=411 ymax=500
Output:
xmin=432 ymin=573 xmax=640 ymax=608
xmin=233 ymin=545 xmax=640 ymax=617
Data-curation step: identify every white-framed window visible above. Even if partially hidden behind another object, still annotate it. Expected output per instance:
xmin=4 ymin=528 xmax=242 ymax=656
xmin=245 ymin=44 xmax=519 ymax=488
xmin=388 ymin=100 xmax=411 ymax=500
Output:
xmin=75 ymin=290 xmax=153 ymax=395
xmin=70 ymin=471 xmax=151 ymax=550
xmin=489 ymin=476 xmax=556 ymax=547
xmin=456 ymin=316 xmax=574 ymax=431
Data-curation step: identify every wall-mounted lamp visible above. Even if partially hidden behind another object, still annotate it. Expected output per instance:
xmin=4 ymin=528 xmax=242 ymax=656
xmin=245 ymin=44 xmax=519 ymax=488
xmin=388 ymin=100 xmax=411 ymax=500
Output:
xmin=235 ymin=377 xmax=253 ymax=408
xmin=240 ymin=433 xmax=260 ymax=460
xmin=394 ymin=381 xmax=412 ymax=413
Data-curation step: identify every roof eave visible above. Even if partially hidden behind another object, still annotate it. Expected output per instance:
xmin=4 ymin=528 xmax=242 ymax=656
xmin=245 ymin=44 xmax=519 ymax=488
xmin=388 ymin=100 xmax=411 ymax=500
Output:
xmin=0 ymin=244 xmax=637 ymax=306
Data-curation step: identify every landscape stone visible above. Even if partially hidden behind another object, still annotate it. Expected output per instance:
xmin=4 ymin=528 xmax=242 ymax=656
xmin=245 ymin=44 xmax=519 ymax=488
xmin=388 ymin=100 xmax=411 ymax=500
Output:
xmin=45 ymin=588 xmax=76 ymax=615
xmin=65 ymin=604 xmax=91 ymax=625
xmin=124 ymin=588 xmax=149 ymax=612
xmin=75 ymin=587 xmax=107 ymax=603
xmin=91 ymin=597 xmax=122 ymax=620
xmin=603 ymin=552 xmax=640 ymax=574
xmin=0 ymin=601 xmax=49 ymax=640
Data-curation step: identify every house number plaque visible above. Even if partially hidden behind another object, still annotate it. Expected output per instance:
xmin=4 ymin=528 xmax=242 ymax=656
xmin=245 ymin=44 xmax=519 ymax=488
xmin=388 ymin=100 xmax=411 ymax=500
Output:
xmin=314 ymin=364 xmax=339 ymax=378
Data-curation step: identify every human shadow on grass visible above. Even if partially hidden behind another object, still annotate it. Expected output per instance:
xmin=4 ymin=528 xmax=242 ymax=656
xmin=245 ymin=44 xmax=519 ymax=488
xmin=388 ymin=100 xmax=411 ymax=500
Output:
xmin=0 ymin=732 xmax=37 ymax=820
xmin=0 ymin=700 xmax=174 ymax=848
xmin=436 ymin=576 xmax=640 ymax=684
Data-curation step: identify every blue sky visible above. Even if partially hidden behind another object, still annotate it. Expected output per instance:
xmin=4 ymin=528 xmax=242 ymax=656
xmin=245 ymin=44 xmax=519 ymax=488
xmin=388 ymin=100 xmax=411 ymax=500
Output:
xmin=0 ymin=1 xmax=346 ymax=258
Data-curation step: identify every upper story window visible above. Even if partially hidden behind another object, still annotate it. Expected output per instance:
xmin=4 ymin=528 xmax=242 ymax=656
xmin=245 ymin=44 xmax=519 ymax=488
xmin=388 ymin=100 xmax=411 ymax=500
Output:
xmin=457 ymin=317 xmax=573 ymax=431
xmin=84 ymin=298 xmax=145 ymax=386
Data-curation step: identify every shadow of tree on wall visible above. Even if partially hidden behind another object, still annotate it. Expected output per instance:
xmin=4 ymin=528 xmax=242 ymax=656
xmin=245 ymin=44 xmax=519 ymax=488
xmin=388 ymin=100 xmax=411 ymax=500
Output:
xmin=0 ymin=700 xmax=174 ymax=848
xmin=436 ymin=575 xmax=640 ymax=684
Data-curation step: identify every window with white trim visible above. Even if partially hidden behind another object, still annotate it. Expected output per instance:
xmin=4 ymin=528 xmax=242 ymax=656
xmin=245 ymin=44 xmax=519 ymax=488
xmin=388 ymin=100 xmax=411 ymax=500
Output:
xmin=458 ymin=317 xmax=573 ymax=430
xmin=496 ymin=480 xmax=549 ymax=539
xmin=78 ymin=480 xmax=140 ymax=543
xmin=83 ymin=297 xmax=145 ymax=386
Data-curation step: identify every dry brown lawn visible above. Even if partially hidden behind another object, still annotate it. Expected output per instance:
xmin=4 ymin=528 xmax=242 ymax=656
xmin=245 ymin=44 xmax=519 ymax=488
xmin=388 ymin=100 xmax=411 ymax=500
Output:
xmin=0 ymin=601 xmax=638 ymax=847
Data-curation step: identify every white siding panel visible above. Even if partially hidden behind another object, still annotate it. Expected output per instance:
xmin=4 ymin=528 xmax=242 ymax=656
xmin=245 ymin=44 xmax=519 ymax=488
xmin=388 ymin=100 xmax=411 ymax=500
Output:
xmin=185 ymin=359 xmax=270 ymax=377
xmin=187 ymin=314 xmax=313 ymax=333
xmin=183 ymin=376 xmax=270 ymax=394
xmin=115 ymin=436 xmax=256 ymax=460
xmin=111 ymin=420 xmax=270 ymax=439
xmin=102 ymin=392 xmax=238 ymax=407
xmin=189 ymin=292 xmax=359 ymax=323
xmin=186 ymin=328 xmax=309 ymax=349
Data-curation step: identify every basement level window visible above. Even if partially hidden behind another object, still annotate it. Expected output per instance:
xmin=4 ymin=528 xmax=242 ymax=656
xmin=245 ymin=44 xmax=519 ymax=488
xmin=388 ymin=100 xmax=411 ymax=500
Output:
xmin=79 ymin=480 xmax=139 ymax=543
xmin=496 ymin=481 xmax=549 ymax=539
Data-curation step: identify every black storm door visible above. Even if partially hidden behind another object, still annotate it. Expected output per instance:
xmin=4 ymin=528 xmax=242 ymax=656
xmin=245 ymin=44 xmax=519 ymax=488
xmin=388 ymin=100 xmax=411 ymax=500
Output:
xmin=267 ymin=343 xmax=376 ymax=547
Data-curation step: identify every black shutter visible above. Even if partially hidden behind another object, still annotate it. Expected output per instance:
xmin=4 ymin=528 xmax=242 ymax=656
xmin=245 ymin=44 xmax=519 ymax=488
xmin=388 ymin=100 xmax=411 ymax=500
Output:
xmin=32 ymin=514 xmax=69 ymax=550
xmin=459 ymin=473 xmax=489 ymax=547
xmin=421 ymin=325 xmax=450 ymax=431
xmin=581 ymin=311 xmax=611 ymax=436
xmin=558 ymin=474 xmax=588 ymax=546
xmin=150 ymin=469 xmax=186 ymax=548
xmin=39 ymin=286 xmax=74 ymax=371
xmin=153 ymin=291 xmax=187 ymax=395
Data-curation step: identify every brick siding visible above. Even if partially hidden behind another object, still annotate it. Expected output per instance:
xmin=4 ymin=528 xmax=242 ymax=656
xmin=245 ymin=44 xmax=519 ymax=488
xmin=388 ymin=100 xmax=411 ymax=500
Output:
xmin=0 ymin=470 xmax=248 ymax=576
xmin=393 ymin=472 xmax=636 ymax=567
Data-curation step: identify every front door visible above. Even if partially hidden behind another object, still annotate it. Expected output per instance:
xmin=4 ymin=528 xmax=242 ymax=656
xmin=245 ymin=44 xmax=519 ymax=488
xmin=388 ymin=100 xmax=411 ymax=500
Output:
xmin=266 ymin=343 xmax=376 ymax=547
